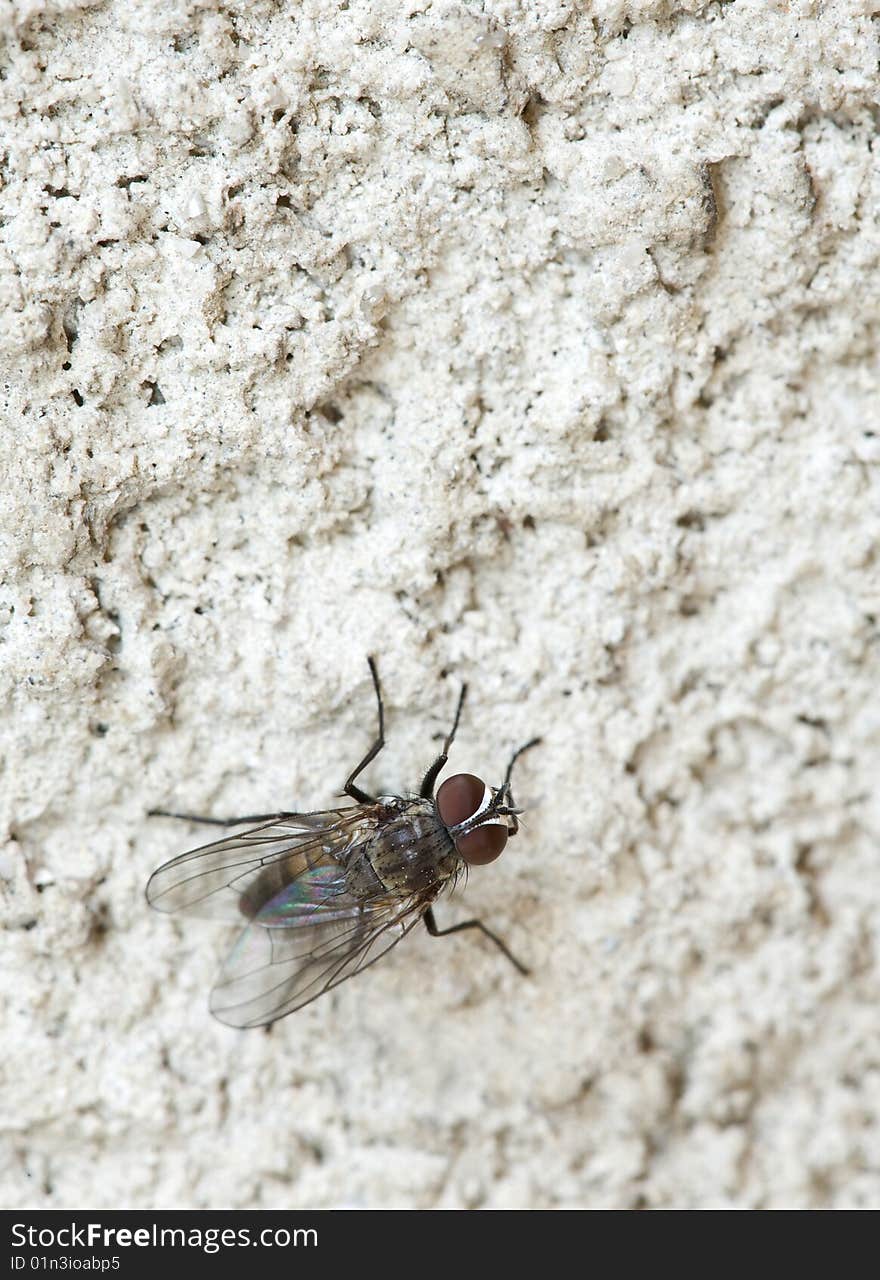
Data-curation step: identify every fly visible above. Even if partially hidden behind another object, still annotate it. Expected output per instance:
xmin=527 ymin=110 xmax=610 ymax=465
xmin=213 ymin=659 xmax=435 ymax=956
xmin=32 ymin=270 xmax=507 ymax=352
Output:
xmin=146 ymin=658 xmax=540 ymax=1028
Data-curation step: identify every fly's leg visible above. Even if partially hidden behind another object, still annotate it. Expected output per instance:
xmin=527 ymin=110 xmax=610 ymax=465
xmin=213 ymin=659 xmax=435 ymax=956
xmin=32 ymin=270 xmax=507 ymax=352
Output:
xmin=342 ymin=655 xmax=386 ymax=804
xmin=423 ymin=905 xmax=529 ymax=976
xmin=500 ymin=736 xmax=542 ymax=808
xmin=150 ymin=657 xmax=391 ymax=821
xmin=420 ymin=682 xmax=468 ymax=799
xmin=148 ymin=809 xmax=296 ymax=827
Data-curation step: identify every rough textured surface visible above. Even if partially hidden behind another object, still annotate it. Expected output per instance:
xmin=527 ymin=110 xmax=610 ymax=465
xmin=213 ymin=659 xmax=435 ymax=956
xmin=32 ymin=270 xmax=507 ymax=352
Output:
xmin=2 ymin=0 xmax=879 ymax=1209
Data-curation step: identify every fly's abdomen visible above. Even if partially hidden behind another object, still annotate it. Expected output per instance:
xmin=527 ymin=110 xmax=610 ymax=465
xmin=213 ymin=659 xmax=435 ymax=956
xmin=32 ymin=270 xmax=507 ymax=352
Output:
xmin=367 ymin=801 xmax=457 ymax=894
xmin=239 ymin=858 xmax=300 ymax=920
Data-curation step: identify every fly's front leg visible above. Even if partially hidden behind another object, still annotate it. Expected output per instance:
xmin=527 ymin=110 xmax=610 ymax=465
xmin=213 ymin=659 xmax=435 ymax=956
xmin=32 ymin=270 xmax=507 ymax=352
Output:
xmin=501 ymin=736 xmax=543 ymax=806
xmin=420 ymin=682 xmax=468 ymax=799
xmin=342 ymin=655 xmax=386 ymax=804
xmin=423 ymin=905 xmax=529 ymax=976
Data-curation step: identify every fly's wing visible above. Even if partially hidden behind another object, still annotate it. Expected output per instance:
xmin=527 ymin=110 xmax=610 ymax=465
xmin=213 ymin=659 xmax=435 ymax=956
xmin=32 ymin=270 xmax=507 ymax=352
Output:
xmin=145 ymin=808 xmax=372 ymax=923
xmin=209 ymin=891 xmax=429 ymax=1028
xmin=147 ymin=804 xmax=435 ymax=1026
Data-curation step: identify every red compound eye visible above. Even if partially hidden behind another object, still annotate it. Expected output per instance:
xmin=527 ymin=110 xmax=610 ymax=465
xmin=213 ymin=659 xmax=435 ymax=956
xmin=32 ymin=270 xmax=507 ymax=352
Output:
xmin=436 ymin=773 xmax=484 ymax=827
xmin=436 ymin=773 xmax=508 ymax=865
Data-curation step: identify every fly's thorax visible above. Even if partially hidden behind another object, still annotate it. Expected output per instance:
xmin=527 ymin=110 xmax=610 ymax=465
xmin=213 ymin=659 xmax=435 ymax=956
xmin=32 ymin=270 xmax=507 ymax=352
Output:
xmin=366 ymin=796 xmax=458 ymax=893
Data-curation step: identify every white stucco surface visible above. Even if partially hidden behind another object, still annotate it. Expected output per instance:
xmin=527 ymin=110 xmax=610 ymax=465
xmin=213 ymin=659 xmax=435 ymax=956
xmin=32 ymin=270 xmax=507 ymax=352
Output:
xmin=1 ymin=0 xmax=879 ymax=1208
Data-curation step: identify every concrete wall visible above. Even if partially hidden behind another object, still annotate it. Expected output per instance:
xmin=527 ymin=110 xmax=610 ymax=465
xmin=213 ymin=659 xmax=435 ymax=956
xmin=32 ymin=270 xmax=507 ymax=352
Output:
xmin=1 ymin=0 xmax=878 ymax=1207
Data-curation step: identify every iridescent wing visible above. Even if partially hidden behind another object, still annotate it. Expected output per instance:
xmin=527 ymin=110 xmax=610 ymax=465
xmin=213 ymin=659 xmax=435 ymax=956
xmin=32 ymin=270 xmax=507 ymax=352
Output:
xmin=147 ymin=807 xmax=434 ymax=1027
xmin=210 ymin=890 xmax=430 ymax=1027
xmin=145 ymin=808 xmax=374 ymax=923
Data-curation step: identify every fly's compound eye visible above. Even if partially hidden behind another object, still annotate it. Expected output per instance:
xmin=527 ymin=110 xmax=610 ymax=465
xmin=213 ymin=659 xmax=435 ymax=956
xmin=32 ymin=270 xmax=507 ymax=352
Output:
xmin=436 ymin=772 xmax=508 ymax=866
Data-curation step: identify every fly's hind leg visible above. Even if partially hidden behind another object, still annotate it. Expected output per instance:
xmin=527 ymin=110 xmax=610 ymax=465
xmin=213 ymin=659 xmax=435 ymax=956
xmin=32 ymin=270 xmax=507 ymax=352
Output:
xmin=148 ymin=809 xmax=295 ymax=827
xmin=423 ymin=905 xmax=529 ymax=976
xmin=342 ymin=655 xmax=386 ymax=804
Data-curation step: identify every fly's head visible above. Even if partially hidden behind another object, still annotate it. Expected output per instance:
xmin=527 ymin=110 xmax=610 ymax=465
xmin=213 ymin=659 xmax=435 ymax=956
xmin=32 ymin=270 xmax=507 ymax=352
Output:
xmin=433 ymin=735 xmax=541 ymax=865
xmin=435 ymin=773 xmax=521 ymax=866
